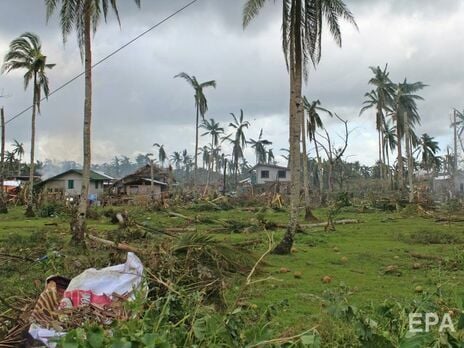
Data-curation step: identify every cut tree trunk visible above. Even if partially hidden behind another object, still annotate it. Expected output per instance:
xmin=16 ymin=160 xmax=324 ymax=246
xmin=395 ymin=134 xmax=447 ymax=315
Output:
xmin=71 ymin=11 xmax=92 ymax=245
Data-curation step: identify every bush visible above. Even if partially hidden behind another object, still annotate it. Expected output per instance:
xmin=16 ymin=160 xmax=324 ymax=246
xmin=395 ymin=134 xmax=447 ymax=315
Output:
xmin=38 ymin=202 xmax=65 ymax=217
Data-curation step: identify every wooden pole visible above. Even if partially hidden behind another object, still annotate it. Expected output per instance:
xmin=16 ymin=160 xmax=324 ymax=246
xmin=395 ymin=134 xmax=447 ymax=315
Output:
xmin=150 ymin=159 xmax=154 ymax=200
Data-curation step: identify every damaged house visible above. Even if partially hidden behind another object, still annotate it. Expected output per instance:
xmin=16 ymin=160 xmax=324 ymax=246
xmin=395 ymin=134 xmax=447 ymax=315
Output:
xmin=111 ymin=164 xmax=171 ymax=199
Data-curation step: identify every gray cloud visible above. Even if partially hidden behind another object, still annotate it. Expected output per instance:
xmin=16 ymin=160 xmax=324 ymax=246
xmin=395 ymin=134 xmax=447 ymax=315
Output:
xmin=0 ymin=0 xmax=462 ymax=166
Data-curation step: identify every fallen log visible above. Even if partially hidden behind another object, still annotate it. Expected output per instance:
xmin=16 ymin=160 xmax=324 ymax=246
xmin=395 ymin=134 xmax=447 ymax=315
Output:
xmin=409 ymin=252 xmax=443 ymax=261
xmin=299 ymin=219 xmax=360 ymax=228
xmin=87 ymin=234 xmax=140 ymax=253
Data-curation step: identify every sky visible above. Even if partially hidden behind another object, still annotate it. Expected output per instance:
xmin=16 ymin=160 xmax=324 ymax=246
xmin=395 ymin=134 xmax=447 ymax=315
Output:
xmin=0 ymin=0 xmax=463 ymax=167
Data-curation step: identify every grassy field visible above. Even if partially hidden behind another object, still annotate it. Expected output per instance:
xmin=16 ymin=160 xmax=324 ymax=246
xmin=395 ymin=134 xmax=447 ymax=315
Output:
xmin=1 ymin=204 xmax=464 ymax=345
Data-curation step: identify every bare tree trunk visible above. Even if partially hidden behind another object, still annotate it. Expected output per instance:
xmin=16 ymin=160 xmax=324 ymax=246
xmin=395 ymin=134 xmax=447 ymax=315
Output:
xmin=378 ymin=128 xmax=383 ymax=180
xmin=404 ymin=112 xmax=414 ymax=203
xmin=273 ymin=0 xmax=302 ymax=255
xmin=193 ymin=105 xmax=199 ymax=187
xmin=150 ymin=159 xmax=154 ymax=200
xmin=396 ymin=112 xmax=404 ymax=190
xmin=71 ymin=9 xmax=91 ymax=245
xmin=25 ymin=74 xmax=37 ymax=217
xmin=454 ymin=109 xmax=458 ymax=177
xmin=314 ymin=136 xmax=324 ymax=204
xmin=0 ymin=107 xmax=7 ymax=214
xmin=301 ymin=112 xmax=317 ymax=221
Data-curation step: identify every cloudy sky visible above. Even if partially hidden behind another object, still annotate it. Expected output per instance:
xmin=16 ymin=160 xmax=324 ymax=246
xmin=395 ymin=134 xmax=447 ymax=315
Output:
xmin=0 ymin=0 xmax=462 ymax=167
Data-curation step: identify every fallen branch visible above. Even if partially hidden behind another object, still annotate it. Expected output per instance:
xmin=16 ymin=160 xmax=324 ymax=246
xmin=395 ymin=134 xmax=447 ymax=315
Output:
xmin=300 ymin=219 xmax=360 ymax=228
xmin=87 ymin=234 xmax=140 ymax=253
xmin=409 ymin=252 xmax=443 ymax=261
xmin=0 ymin=253 xmax=35 ymax=262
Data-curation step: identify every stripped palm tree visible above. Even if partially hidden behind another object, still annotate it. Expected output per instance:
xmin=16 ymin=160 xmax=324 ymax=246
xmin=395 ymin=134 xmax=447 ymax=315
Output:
xmin=46 ymin=0 xmax=141 ymax=243
xmin=383 ymin=119 xmax=397 ymax=186
xmin=11 ymin=140 xmax=25 ymax=176
xmin=228 ymin=109 xmax=250 ymax=186
xmin=2 ymin=33 xmax=55 ymax=217
xmin=200 ymin=118 xmax=224 ymax=147
xmin=153 ymin=143 xmax=167 ymax=168
xmin=415 ymin=133 xmax=441 ymax=175
xmin=360 ymin=65 xmax=394 ymax=180
xmin=174 ymin=72 xmax=216 ymax=185
xmin=391 ymin=79 xmax=426 ymax=190
xmin=304 ymin=98 xmax=331 ymax=204
xmin=248 ymin=129 xmax=272 ymax=164
xmin=244 ymin=0 xmax=357 ymax=254
xmin=170 ymin=151 xmax=182 ymax=170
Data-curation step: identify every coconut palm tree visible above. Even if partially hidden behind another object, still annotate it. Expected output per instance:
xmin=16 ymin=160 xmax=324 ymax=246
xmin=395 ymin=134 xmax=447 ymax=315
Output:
xmin=360 ymin=65 xmax=394 ymax=180
xmin=153 ymin=143 xmax=167 ymax=168
xmin=391 ymin=79 xmax=426 ymax=189
xmin=267 ymin=149 xmax=275 ymax=164
xmin=174 ymin=72 xmax=216 ymax=185
xmin=302 ymin=98 xmax=331 ymax=217
xmin=415 ymin=133 xmax=441 ymax=174
xmin=244 ymin=0 xmax=357 ymax=254
xmin=383 ymin=119 xmax=397 ymax=184
xmin=304 ymin=98 xmax=331 ymax=203
xmin=170 ymin=151 xmax=182 ymax=170
xmin=11 ymin=140 xmax=25 ymax=176
xmin=248 ymin=129 xmax=272 ymax=164
xmin=2 ymin=33 xmax=55 ymax=217
xmin=228 ymin=109 xmax=250 ymax=186
xmin=200 ymin=118 xmax=224 ymax=147
xmin=46 ymin=0 xmax=141 ymax=243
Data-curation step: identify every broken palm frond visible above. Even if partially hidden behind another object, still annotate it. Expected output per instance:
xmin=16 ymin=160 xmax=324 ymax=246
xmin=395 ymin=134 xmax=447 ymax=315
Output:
xmin=145 ymin=232 xmax=256 ymax=306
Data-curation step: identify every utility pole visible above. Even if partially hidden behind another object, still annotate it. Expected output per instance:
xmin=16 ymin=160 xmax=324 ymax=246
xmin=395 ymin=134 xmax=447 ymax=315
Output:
xmin=404 ymin=111 xmax=414 ymax=203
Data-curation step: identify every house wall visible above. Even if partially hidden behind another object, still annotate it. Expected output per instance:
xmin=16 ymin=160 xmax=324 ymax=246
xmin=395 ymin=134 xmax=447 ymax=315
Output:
xmin=42 ymin=173 xmax=105 ymax=197
xmin=126 ymin=184 xmax=162 ymax=196
xmin=255 ymin=166 xmax=291 ymax=185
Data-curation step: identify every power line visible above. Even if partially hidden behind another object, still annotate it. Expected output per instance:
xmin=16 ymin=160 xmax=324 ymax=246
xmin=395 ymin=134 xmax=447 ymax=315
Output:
xmin=5 ymin=0 xmax=200 ymax=125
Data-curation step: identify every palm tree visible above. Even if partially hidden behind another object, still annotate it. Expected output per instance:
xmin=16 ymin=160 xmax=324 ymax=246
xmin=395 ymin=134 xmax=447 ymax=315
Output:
xmin=360 ymin=65 xmax=394 ymax=180
xmin=153 ymin=143 xmax=167 ymax=167
xmin=200 ymin=118 xmax=224 ymax=147
xmin=228 ymin=109 xmax=250 ymax=186
xmin=303 ymin=97 xmax=331 ymax=216
xmin=174 ymin=72 xmax=216 ymax=185
xmin=170 ymin=151 xmax=182 ymax=170
xmin=267 ymin=149 xmax=275 ymax=164
xmin=244 ymin=0 xmax=357 ymax=254
xmin=46 ymin=0 xmax=141 ymax=243
xmin=11 ymin=140 xmax=25 ymax=176
xmin=383 ymin=119 xmax=397 ymax=185
xmin=415 ymin=133 xmax=441 ymax=175
xmin=2 ymin=33 xmax=55 ymax=217
xmin=248 ymin=129 xmax=272 ymax=164
xmin=391 ymin=79 xmax=426 ymax=190
xmin=304 ymin=98 xmax=331 ymax=202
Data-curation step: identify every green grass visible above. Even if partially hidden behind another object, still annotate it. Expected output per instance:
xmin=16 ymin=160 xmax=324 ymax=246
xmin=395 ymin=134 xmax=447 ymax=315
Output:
xmin=1 ymin=204 xmax=464 ymax=339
